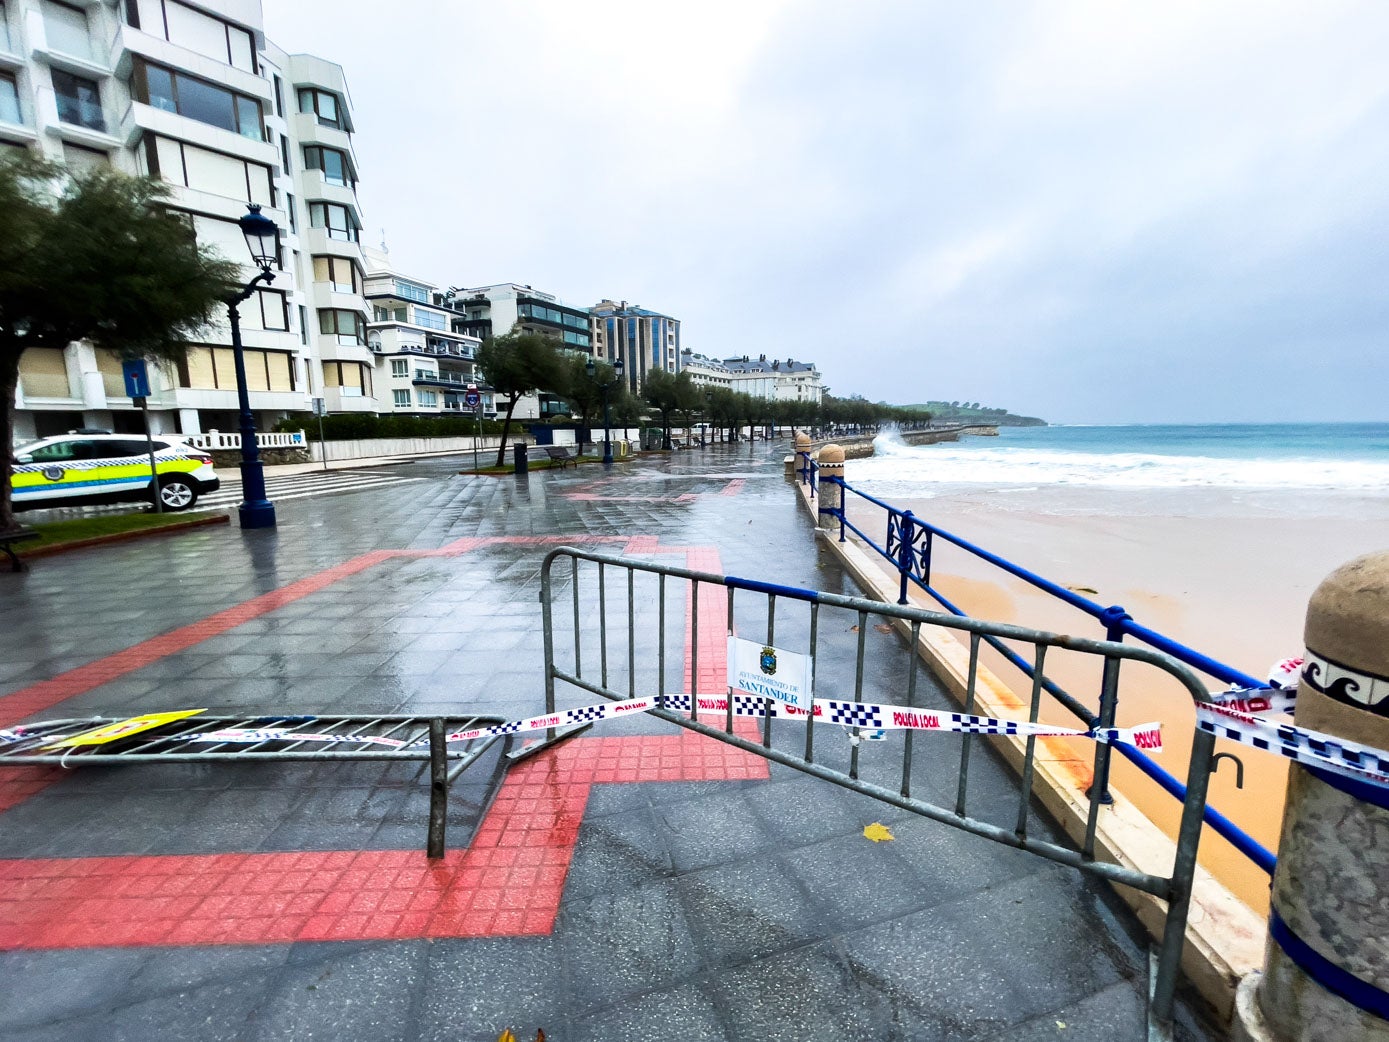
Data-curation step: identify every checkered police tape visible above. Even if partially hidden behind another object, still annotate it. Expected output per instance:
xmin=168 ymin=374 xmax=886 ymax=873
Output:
xmin=660 ymin=693 xmax=1163 ymax=749
xmin=1196 ymin=700 xmax=1389 ymax=790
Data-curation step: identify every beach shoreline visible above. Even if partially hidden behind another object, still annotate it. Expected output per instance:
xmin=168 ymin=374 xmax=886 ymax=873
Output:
xmin=843 ymin=481 xmax=1389 ymax=910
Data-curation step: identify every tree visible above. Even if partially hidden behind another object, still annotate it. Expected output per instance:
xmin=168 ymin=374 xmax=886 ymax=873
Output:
xmin=475 ymin=331 xmax=562 ymax=466
xmin=1 ymin=157 xmax=239 ymax=533
xmin=641 ymin=370 xmax=698 ymax=449
xmin=556 ymin=353 xmax=609 ymax=455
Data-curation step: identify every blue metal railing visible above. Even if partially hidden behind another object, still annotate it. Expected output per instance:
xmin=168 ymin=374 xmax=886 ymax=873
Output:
xmin=795 ymin=450 xmax=1276 ymax=874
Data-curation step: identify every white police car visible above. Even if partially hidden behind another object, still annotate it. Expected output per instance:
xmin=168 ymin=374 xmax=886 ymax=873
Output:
xmin=10 ymin=433 xmax=220 ymax=512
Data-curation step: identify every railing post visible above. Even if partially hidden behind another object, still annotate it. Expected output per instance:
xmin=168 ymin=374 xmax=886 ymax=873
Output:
xmin=1087 ymin=604 xmax=1131 ymax=806
xmin=897 ymin=510 xmax=915 ymax=606
xmin=1234 ymin=552 xmax=1389 ymax=1042
xmin=426 ymin=718 xmax=447 ymax=859
xmin=817 ymin=443 xmax=844 ymax=534
xmin=793 ymin=430 xmax=811 ymax=485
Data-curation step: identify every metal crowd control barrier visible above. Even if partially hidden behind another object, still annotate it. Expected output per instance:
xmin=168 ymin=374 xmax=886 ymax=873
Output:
xmin=795 ymin=448 xmax=1277 ymax=877
xmin=537 ymin=546 xmax=1217 ymax=1039
xmin=0 ymin=712 xmax=510 ymax=857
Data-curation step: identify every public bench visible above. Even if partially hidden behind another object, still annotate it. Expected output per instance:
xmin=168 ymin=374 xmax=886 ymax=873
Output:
xmin=0 ymin=528 xmax=41 ymax=573
xmin=543 ymin=446 xmax=577 ymax=469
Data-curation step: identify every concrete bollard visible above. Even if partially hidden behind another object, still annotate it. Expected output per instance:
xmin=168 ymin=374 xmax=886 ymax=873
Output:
xmin=1235 ymin=551 xmax=1389 ymax=1042
xmin=816 ymin=443 xmax=844 ymax=531
xmin=787 ymin=430 xmax=812 ymax=478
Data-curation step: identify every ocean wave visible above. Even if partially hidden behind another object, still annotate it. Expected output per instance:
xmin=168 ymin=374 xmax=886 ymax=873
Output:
xmin=858 ymin=432 xmax=1389 ymax=492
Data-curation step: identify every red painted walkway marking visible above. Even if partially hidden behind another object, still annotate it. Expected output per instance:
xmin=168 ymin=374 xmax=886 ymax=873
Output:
xmin=0 ymin=731 xmax=767 ymax=949
xmin=0 ymin=538 xmax=775 ymax=949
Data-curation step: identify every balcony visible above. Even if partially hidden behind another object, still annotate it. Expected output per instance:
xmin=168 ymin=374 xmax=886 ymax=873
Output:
xmin=412 ymin=370 xmax=471 ymax=389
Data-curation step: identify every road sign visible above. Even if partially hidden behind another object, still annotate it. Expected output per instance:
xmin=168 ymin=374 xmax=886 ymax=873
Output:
xmin=121 ymin=358 xmax=150 ymax=399
xmin=312 ymin=396 xmax=327 ymax=417
xmin=464 ymin=389 xmax=481 ymax=408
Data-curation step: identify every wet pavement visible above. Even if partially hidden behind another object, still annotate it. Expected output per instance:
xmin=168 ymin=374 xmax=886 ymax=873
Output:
xmin=0 ymin=443 xmax=1218 ymax=1041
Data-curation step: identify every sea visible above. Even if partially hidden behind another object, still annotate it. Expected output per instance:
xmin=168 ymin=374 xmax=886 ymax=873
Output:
xmin=852 ymin=422 xmax=1389 ymax=500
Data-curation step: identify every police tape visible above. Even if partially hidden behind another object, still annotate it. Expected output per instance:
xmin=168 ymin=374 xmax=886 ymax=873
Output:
xmin=171 ymin=695 xmax=1163 ymax=751
xmin=1195 ymin=700 xmax=1389 ymax=790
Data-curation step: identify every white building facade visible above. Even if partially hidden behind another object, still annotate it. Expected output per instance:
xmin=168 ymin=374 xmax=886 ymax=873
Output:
xmin=363 ymin=246 xmax=491 ymax=417
xmin=679 ymin=351 xmax=823 ymax=404
xmin=4 ymin=0 xmax=375 ymax=443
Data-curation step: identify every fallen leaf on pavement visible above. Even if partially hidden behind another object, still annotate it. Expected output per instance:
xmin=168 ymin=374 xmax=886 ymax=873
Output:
xmin=863 ymin=822 xmax=894 ymax=842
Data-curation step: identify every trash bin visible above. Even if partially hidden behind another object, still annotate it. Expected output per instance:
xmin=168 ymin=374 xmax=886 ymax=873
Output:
xmin=643 ymin=428 xmax=663 ymax=451
xmin=512 ymin=442 xmax=528 ymax=475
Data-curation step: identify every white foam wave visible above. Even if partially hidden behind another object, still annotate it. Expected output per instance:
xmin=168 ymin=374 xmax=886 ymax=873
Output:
xmin=860 ymin=432 xmax=1389 ymax=492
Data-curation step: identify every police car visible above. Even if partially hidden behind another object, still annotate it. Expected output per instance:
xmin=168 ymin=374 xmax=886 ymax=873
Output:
xmin=9 ymin=433 xmax=220 ymax=512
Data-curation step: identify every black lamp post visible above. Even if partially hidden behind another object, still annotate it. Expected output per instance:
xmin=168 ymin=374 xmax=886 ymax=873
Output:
xmin=703 ymin=390 xmax=712 ymax=448
xmin=227 ymin=204 xmax=279 ymax=529
xmin=586 ymin=354 xmax=624 ymax=467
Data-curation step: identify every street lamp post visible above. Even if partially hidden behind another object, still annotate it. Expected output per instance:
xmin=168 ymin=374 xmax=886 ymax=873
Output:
xmin=703 ymin=390 xmax=712 ymax=448
xmin=227 ymin=204 xmax=280 ymax=529
xmin=586 ymin=355 xmax=625 ymax=467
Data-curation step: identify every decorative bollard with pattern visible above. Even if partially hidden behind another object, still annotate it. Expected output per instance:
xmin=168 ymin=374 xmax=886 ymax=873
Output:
xmin=816 ymin=443 xmax=844 ymax=531
xmin=1235 ymin=551 xmax=1389 ymax=1042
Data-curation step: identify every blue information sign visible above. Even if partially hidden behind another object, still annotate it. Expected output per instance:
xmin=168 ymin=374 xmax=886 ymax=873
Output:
xmin=121 ymin=359 xmax=150 ymax=399
xmin=464 ymin=389 xmax=481 ymax=408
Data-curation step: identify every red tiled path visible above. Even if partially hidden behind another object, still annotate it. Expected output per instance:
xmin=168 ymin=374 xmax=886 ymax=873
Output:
xmin=0 ymin=535 xmax=769 ymax=949
xmin=0 ymin=732 xmax=767 ymax=949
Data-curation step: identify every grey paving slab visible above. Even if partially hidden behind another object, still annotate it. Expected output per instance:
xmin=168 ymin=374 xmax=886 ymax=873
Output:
xmin=0 ymin=445 xmax=1221 ymax=1041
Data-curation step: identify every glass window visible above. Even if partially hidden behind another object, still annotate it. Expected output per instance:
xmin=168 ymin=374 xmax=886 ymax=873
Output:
xmin=390 ymin=359 xmax=408 ymax=378
xmin=392 ymin=389 xmax=410 ymax=407
xmin=313 ymin=255 xmax=359 ymax=294
xmin=394 ymin=280 xmax=428 ymax=303
xmin=62 ymin=142 xmax=107 ymax=173
xmin=305 ymin=146 xmax=350 ymax=187
xmin=51 ymin=69 xmax=103 ymax=131
xmin=133 ymin=60 xmax=263 ymax=140
xmin=414 ymin=308 xmax=445 ymax=331
xmin=297 ymin=88 xmax=342 ymax=129
xmin=43 ymin=1 xmax=92 ymax=61
xmin=0 ymin=1 xmax=12 ymax=51
xmin=272 ymin=74 xmax=284 ymax=118
xmin=317 ymin=308 xmax=365 ymax=344
xmin=0 ymin=73 xmax=19 ymax=125
xmin=309 ymin=202 xmax=357 ymax=242
xmin=417 ymin=390 xmax=437 ymax=407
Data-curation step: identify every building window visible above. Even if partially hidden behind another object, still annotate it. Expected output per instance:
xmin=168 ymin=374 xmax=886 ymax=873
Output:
xmin=0 ymin=1 xmax=11 ymax=52
xmin=393 ymin=280 xmax=427 ymax=303
xmin=51 ymin=69 xmax=103 ymax=131
xmin=297 ymin=87 xmax=343 ymax=129
xmin=272 ymin=74 xmax=284 ymax=117
xmin=132 ymin=58 xmax=264 ymax=141
xmin=279 ymin=132 xmax=290 ymax=173
xmin=392 ymin=388 xmax=410 ymax=407
xmin=312 ymin=255 xmax=360 ymax=294
xmin=413 ymin=308 xmax=446 ymax=331
xmin=308 ymin=201 xmax=358 ymax=242
xmin=323 ymin=361 xmax=371 ymax=398
xmin=43 ymin=1 xmax=93 ymax=61
xmin=0 ymin=72 xmax=19 ymax=125
xmin=62 ymin=142 xmax=107 ymax=173
xmin=390 ymin=359 xmax=408 ymax=378
xmin=417 ymin=390 xmax=438 ymax=407
xmin=298 ymin=305 xmax=308 ymax=345
xmin=303 ymin=145 xmax=352 ymax=188
xmin=257 ymin=289 xmax=288 ymax=331
xmin=318 ymin=308 xmax=365 ymax=345
xmin=177 ymin=346 xmax=295 ymax=392
xmin=286 ymin=194 xmax=296 ymax=233
xmin=140 ymin=135 xmax=274 ymax=206
xmin=130 ymin=0 xmax=255 ymax=73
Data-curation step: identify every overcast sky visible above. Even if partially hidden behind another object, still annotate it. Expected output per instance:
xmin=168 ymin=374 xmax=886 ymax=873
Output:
xmin=264 ymin=1 xmax=1388 ymax=424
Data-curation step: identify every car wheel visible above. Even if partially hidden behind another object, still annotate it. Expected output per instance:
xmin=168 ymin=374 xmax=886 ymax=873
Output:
xmin=158 ymin=476 xmax=198 ymax=511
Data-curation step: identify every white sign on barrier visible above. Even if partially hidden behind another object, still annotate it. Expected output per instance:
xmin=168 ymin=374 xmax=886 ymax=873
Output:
xmin=728 ymin=637 xmax=811 ymax=711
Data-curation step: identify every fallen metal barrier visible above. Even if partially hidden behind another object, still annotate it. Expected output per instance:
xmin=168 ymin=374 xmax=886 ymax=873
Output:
xmin=0 ymin=711 xmax=511 ymax=857
xmin=534 ymin=545 xmax=1218 ymax=1041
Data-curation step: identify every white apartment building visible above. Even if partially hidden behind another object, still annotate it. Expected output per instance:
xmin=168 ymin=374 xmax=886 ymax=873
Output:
xmin=362 ymin=246 xmax=492 ymax=417
xmin=4 ymin=0 xmax=375 ymax=443
xmin=679 ymin=351 xmax=824 ymax=405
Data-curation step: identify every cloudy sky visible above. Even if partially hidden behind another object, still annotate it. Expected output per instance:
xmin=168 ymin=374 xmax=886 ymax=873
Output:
xmin=264 ymin=1 xmax=1389 ymax=424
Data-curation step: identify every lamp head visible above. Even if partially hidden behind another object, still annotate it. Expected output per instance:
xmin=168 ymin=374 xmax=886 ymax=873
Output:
xmin=585 ymin=356 xmax=596 ymax=379
xmin=239 ymin=204 xmax=280 ymax=271
xmin=614 ymin=357 xmax=625 ymax=377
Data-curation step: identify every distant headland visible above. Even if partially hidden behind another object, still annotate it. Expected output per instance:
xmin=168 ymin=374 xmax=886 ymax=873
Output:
xmin=906 ymin=402 xmax=1047 ymax=427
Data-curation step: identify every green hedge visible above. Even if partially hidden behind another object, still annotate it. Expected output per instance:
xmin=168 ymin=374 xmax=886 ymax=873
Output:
xmin=276 ymin=414 xmax=508 ymax=442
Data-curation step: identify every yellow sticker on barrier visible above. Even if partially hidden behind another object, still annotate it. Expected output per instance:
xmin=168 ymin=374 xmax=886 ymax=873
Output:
xmin=45 ymin=709 xmax=207 ymax=749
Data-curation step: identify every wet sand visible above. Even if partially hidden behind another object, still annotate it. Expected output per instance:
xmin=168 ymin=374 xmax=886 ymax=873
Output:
xmin=845 ymin=484 xmax=1389 ymax=910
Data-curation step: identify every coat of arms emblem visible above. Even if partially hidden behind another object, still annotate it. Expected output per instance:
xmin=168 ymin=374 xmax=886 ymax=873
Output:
xmin=759 ymin=646 xmax=777 ymax=676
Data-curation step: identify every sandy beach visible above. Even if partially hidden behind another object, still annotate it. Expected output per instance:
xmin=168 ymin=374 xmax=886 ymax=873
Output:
xmin=845 ymin=482 xmax=1389 ymax=911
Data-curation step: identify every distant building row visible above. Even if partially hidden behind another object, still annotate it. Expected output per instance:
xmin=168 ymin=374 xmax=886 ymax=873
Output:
xmin=3 ymin=0 xmax=816 ymax=442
